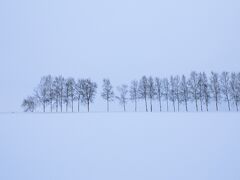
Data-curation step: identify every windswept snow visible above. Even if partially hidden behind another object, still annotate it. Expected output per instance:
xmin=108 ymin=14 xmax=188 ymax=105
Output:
xmin=0 ymin=113 xmax=240 ymax=180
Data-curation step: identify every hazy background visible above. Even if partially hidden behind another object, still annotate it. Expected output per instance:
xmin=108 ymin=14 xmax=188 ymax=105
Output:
xmin=0 ymin=0 xmax=240 ymax=112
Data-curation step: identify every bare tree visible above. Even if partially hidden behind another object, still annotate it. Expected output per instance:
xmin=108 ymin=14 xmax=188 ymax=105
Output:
xmin=220 ymin=72 xmax=231 ymax=111
xmin=174 ymin=75 xmax=181 ymax=112
xmin=129 ymin=80 xmax=139 ymax=112
xmin=139 ymin=76 xmax=149 ymax=112
xmin=180 ymin=75 xmax=189 ymax=112
xmin=22 ymin=96 xmax=36 ymax=112
xmin=210 ymin=72 xmax=221 ymax=111
xmin=198 ymin=73 xmax=204 ymax=111
xmin=67 ymin=78 xmax=75 ymax=112
xmin=80 ymin=79 xmax=97 ymax=112
xmin=230 ymin=72 xmax=240 ymax=111
xmin=53 ymin=76 xmax=65 ymax=112
xmin=24 ymin=71 xmax=240 ymax=113
xmin=188 ymin=71 xmax=199 ymax=111
xmin=46 ymin=75 xmax=54 ymax=112
xmin=116 ymin=84 xmax=128 ymax=112
xmin=169 ymin=76 xmax=177 ymax=112
xmin=155 ymin=77 xmax=163 ymax=112
xmin=237 ymin=73 xmax=240 ymax=110
xmin=53 ymin=77 xmax=60 ymax=112
xmin=163 ymin=78 xmax=169 ymax=111
xmin=64 ymin=78 xmax=74 ymax=112
xmin=148 ymin=76 xmax=156 ymax=112
xmin=75 ymin=79 xmax=84 ymax=112
xmin=202 ymin=72 xmax=211 ymax=111
xmin=101 ymin=79 xmax=115 ymax=112
xmin=34 ymin=76 xmax=50 ymax=112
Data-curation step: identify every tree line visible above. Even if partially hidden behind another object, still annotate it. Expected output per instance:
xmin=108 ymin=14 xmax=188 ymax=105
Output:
xmin=22 ymin=71 xmax=240 ymax=112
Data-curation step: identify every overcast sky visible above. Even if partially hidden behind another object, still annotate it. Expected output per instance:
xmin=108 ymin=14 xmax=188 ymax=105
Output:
xmin=0 ymin=0 xmax=240 ymax=112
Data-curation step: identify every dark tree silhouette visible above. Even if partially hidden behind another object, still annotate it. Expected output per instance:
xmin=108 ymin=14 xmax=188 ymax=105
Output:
xmin=163 ymin=78 xmax=169 ymax=112
xmin=174 ymin=75 xmax=181 ymax=112
xmin=148 ymin=76 xmax=156 ymax=112
xmin=75 ymin=79 xmax=84 ymax=112
xmin=139 ymin=76 xmax=149 ymax=112
xmin=230 ymin=72 xmax=240 ymax=111
xmin=116 ymin=84 xmax=128 ymax=112
xmin=188 ymin=71 xmax=199 ymax=112
xmin=130 ymin=80 xmax=139 ymax=112
xmin=220 ymin=72 xmax=231 ymax=111
xmin=155 ymin=77 xmax=163 ymax=112
xmin=22 ymin=96 xmax=36 ymax=112
xmin=169 ymin=76 xmax=177 ymax=112
xmin=80 ymin=79 xmax=97 ymax=112
xmin=23 ymin=72 xmax=240 ymax=113
xmin=34 ymin=76 xmax=51 ymax=112
xmin=180 ymin=75 xmax=189 ymax=112
xmin=202 ymin=72 xmax=211 ymax=111
xmin=101 ymin=79 xmax=115 ymax=112
xmin=210 ymin=72 xmax=221 ymax=111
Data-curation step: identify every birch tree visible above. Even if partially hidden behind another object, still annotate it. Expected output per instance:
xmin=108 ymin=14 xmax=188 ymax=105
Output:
xmin=198 ymin=73 xmax=204 ymax=111
xmin=129 ymin=80 xmax=139 ymax=112
xmin=80 ymin=79 xmax=97 ymax=112
xmin=210 ymin=72 xmax=221 ymax=111
xmin=101 ymin=79 xmax=115 ymax=112
xmin=34 ymin=76 xmax=50 ymax=112
xmin=202 ymin=72 xmax=211 ymax=111
xmin=22 ymin=96 xmax=36 ymax=112
xmin=148 ymin=76 xmax=156 ymax=112
xmin=116 ymin=84 xmax=128 ymax=112
xmin=139 ymin=76 xmax=149 ymax=112
xmin=229 ymin=72 xmax=240 ymax=111
xmin=75 ymin=79 xmax=84 ymax=112
xmin=163 ymin=78 xmax=169 ymax=111
xmin=155 ymin=77 xmax=163 ymax=112
xmin=169 ymin=76 xmax=177 ymax=112
xmin=180 ymin=75 xmax=189 ymax=112
xmin=188 ymin=71 xmax=199 ymax=111
xmin=220 ymin=72 xmax=231 ymax=111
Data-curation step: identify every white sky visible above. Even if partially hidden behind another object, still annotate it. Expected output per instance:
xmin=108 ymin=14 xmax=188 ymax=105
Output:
xmin=0 ymin=0 xmax=240 ymax=112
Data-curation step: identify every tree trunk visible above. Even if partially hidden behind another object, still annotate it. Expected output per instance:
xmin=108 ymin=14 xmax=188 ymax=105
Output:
xmin=107 ymin=100 xmax=109 ymax=112
xmin=200 ymin=100 xmax=203 ymax=111
xmin=235 ymin=101 xmax=238 ymax=112
xmin=145 ymin=97 xmax=148 ymax=112
xmin=215 ymin=97 xmax=218 ymax=111
xmin=50 ymin=100 xmax=53 ymax=113
xmin=87 ymin=102 xmax=90 ymax=112
xmin=135 ymin=99 xmax=137 ymax=112
xmin=166 ymin=98 xmax=169 ymax=112
xmin=150 ymin=98 xmax=153 ymax=112
xmin=43 ymin=103 xmax=45 ymax=113
xmin=206 ymin=101 xmax=209 ymax=112
xmin=159 ymin=97 xmax=162 ymax=112
xmin=60 ymin=98 xmax=63 ymax=112
xmin=177 ymin=99 xmax=180 ymax=112
xmin=195 ymin=98 xmax=198 ymax=112
xmin=55 ymin=99 xmax=58 ymax=112
xmin=185 ymin=100 xmax=188 ymax=112
xmin=227 ymin=98 xmax=231 ymax=111
xmin=173 ymin=101 xmax=175 ymax=112
xmin=72 ymin=99 xmax=74 ymax=112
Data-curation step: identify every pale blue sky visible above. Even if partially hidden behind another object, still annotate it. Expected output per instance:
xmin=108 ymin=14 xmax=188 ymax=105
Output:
xmin=0 ymin=0 xmax=240 ymax=112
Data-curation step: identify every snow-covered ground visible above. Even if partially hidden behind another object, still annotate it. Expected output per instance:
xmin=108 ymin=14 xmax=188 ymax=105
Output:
xmin=0 ymin=113 xmax=240 ymax=180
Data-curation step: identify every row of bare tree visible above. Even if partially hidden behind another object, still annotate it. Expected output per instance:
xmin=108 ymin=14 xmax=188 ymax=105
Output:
xmin=22 ymin=71 xmax=240 ymax=112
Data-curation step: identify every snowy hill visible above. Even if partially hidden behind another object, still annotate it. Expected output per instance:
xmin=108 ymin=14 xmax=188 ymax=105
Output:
xmin=0 ymin=112 xmax=240 ymax=180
